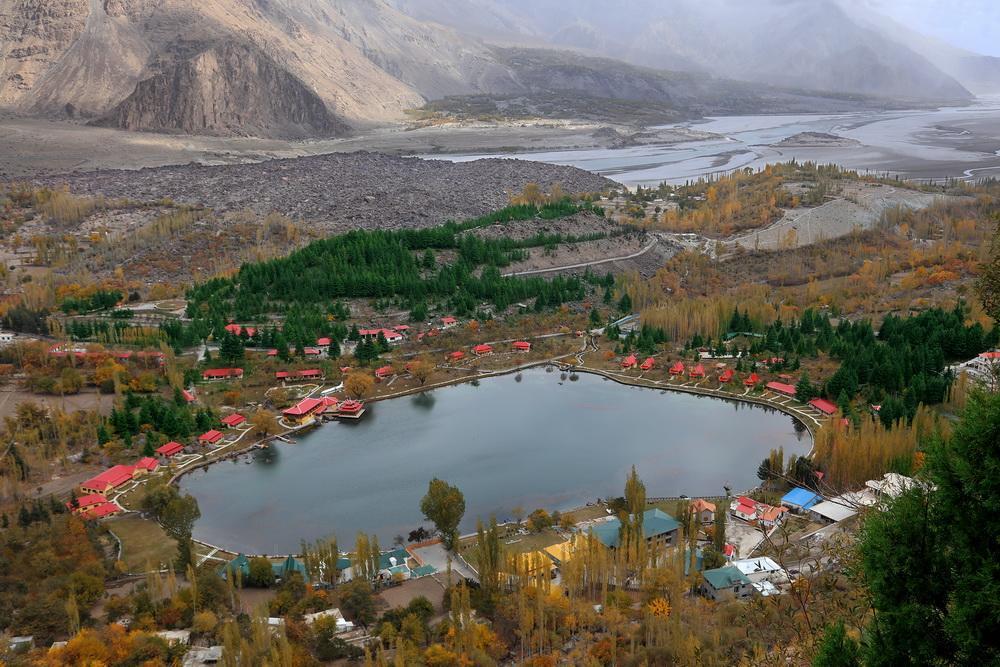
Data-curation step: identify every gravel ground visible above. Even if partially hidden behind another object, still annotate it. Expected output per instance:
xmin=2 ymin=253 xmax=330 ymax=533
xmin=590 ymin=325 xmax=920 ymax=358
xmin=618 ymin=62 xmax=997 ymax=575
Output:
xmin=31 ymin=152 xmax=615 ymax=232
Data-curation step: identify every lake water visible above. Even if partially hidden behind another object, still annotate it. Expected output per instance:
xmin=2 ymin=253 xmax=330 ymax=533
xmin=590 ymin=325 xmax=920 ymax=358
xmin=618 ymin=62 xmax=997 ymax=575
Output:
xmin=181 ymin=369 xmax=810 ymax=554
xmin=427 ymin=98 xmax=1000 ymax=187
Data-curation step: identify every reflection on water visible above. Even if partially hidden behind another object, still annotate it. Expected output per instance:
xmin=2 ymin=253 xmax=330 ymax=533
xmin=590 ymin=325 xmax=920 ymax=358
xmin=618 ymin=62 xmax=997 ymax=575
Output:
xmin=182 ymin=368 xmax=812 ymax=553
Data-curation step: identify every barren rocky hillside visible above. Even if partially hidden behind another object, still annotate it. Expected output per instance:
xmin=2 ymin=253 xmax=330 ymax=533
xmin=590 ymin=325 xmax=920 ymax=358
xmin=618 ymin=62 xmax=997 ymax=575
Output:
xmin=32 ymin=152 xmax=616 ymax=231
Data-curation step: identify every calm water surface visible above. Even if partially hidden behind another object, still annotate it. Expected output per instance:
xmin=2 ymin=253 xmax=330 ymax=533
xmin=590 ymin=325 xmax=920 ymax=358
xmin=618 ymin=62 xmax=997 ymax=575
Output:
xmin=181 ymin=369 xmax=810 ymax=554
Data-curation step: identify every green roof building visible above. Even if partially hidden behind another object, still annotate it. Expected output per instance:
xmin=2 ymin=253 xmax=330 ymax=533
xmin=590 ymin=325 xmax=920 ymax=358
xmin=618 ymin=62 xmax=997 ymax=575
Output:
xmin=702 ymin=565 xmax=753 ymax=601
xmin=590 ymin=508 xmax=680 ymax=551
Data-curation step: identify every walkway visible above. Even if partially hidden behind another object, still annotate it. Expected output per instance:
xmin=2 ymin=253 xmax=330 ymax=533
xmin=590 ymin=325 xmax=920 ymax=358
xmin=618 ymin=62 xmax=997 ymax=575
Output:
xmin=501 ymin=237 xmax=661 ymax=277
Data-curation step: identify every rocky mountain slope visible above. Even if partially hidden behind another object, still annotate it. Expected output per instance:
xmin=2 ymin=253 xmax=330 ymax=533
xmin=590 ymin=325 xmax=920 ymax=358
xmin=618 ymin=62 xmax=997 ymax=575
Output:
xmin=391 ymin=0 xmax=976 ymax=102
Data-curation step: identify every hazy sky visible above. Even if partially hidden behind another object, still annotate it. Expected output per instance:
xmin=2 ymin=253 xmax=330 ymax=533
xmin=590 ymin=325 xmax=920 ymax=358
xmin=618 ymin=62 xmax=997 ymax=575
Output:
xmin=865 ymin=0 xmax=1000 ymax=56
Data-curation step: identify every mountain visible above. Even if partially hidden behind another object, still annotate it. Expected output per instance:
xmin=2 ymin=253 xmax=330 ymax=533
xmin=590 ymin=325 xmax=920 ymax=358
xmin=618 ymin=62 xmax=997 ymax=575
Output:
xmin=390 ymin=0 xmax=973 ymax=102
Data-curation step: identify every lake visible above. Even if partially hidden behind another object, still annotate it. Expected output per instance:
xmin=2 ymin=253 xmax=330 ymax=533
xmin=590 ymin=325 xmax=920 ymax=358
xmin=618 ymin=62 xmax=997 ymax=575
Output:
xmin=180 ymin=368 xmax=810 ymax=554
xmin=426 ymin=98 xmax=1000 ymax=186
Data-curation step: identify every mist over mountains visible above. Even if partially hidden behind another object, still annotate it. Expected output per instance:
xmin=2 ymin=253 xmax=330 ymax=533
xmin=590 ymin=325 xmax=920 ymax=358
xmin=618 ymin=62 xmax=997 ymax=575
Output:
xmin=0 ymin=0 xmax=992 ymax=139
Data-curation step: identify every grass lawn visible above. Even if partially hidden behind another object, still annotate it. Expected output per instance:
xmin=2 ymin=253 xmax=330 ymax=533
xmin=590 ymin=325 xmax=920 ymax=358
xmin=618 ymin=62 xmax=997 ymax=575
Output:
xmin=107 ymin=515 xmax=177 ymax=573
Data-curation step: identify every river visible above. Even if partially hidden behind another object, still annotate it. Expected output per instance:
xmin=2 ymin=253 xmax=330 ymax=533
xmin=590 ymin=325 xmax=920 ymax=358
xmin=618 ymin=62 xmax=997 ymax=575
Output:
xmin=180 ymin=369 xmax=810 ymax=554
xmin=426 ymin=98 xmax=1000 ymax=187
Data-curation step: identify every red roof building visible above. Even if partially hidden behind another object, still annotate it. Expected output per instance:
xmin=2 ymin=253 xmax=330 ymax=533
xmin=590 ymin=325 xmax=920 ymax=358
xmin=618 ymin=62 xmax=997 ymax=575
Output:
xmin=68 ymin=494 xmax=108 ymax=515
xmin=114 ymin=351 xmax=133 ymax=361
xmin=766 ymin=381 xmax=797 ymax=397
xmin=512 ymin=341 xmax=532 ymax=352
xmin=221 ymin=413 xmax=247 ymax=428
xmin=621 ymin=355 xmax=638 ymax=369
xmin=82 ymin=501 xmax=123 ymax=520
xmin=340 ymin=366 xmax=352 ymax=374
xmin=80 ymin=465 xmax=136 ymax=495
xmin=302 ymin=347 xmax=322 ymax=356
xmin=448 ymin=351 xmax=466 ymax=362
xmin=393 ymin=325 xmax=411 ymax=332
xmin=276 ymin=369 xmax=323 ymax=382
xmin=338 ymin=400 xmax=364 ymax=415
xmin=282 ymin=398 xmax=326 ymax=425
xmin=375 ymin=365 xmax=394 ymax=379
xmin=316 ymin=337 xmax=332 ymax=346
xmin=809 ymin=398 xmax=838 ymax=415
xmin=744 ymin=372 xmax=761 ymax=387
xmin=641 ymin=357 xmax=656 ymax=371
xmin=441 ymin=316 xmax=458 ymax=328
xmin=267 ymin=349 xmax=279 ymax=356
xmin=979 ymin=351 xmax=1000 ymax=360
xmin=224 ymin=324 xmax=257 ymax=337
xmin=473 ymin=344 xmax=493 ymax=356
xmin=134 ymin=457 xmax=159 ymax=474
xmin=719 ymin=369 xmax=735 ymax=383
xmin=669 ymin=361 xmax=685 ymax=375
xmin=202 ymin=368 xmax=244 ymax=381
xmin=689 ymin=364 xmax=706 ymax=378
xmin=198 ymin=430 xmax=224 ymax=445
xmin=181 ymin=389 xmax=196 ymax=403
xmin=156 ymin=441 xmax=184 ymax=458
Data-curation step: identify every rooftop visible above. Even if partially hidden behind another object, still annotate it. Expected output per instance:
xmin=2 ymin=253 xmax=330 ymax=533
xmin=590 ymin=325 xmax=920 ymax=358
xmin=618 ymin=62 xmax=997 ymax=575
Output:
xmin=703 ymin=565 xmax=751 ymax=589
xmin=781 ymin=487 xmax=823 ymax=510
xmin=590 ymin=509 xmax=679 ymax=549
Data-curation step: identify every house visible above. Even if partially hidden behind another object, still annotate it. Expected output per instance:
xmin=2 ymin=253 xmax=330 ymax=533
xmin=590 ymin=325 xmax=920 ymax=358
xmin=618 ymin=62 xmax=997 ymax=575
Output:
xmin=809 ymin=398 xmax=838 ymax=415
xmin=447 ymin=351 xmax=466 ymax=362
xmin=441 ymin=316 xmax=458 ymax=329
xmin=690 ymin=499 xmax=716 ymax=524
xmin=157 ymin=441 xmax=184 ymax=458
xmin=302 ymin=347 xmax=323 ymax=356
xmin=689 ymin=364 xmax=706 ymax=378
xmin=202 ymin=368 xmax=244 ymax=381
xmin=473 ymin=344 xmax=493 ymax=356
xmin=282 ymin=398 xmax=325 ymax=426
xmin=0 ymin=330 xmax=14 ymax=345
xmin=375 ymin=365 xmax=394 ymax=380
xmin=641 ymin=357 xmax=656 ymax=371
xmin=68 ymin=494 xmax=108 ymax=515
xmin=865 ymin=472 xmax=919 ymax=500
xmin=781 ymin=487 xmax=823 ymax=513
xmin=757 ymin=505 xmax=789 ymax=528
xmin=512 ymin=341 xmax=532 ymax=353
xmin=316 ymin=337 xmax=332 ymax=346
xmin=730 ymin=496 xmax=786 ymax=526
xmin=338 ymin=400 xmax=365 ymax=416
xmin=810 ymin=490 xmax=879 ymax=524
xmin=669 ymin=361 xmax=685 ymax=375
xmin=9 ymin=636 xmax=35 ymax=653
xmin=590 ymin=508 xmax=680 ymax=552
xmin=744 ymin=373 xmax=760 ymax=387
xmin=719 ymin=369 xmax=735 ymax=383
xmin=181 ymin=389 xmax=196 ymax=404
xmin=702 ymin=566 xmax=753 ymax=601
xmin=393 ymin=325 xmax=411 ymax=334
xmin=621 ymin=355 xmax=638 ymax=369
xmin=183 ymin=646 xmax=223 ymax=666
xmin=80 ymin=465 xmax=136 ymax=495
xmin=275 ymin=369 xmax=324 ymax=383
xmin=156 ymin=630 xmax=191 ymax=647
xmin=81 ymin=501 xmax=123 ymax=520
xmin=766 ymin=381 xmax=796 ymax=397
xmin=224 ymin=324 xmax=256 ymax=337
xmin=221 ymin=414 xmax=246 ymax=428
xmin=731 ymin=557 xmax=789 ymax=587
xmin=198 ymin=430 xmax=224 ymax=446
xmin=731 ymin=497 xmax=759 ymax=522
xmin=134 ymin=457 xmax=159 ymax=475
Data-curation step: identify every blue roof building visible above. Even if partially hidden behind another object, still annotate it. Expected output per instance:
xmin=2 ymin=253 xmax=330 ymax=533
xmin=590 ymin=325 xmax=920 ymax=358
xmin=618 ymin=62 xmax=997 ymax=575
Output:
xmin=590 ymin=508 xmax=680 ymax=550
xmin=781 ymin=487 xmax=823 ymax=512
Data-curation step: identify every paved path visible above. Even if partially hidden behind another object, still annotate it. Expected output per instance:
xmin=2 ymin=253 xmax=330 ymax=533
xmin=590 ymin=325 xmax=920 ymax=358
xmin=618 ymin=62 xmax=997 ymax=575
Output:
xmin=502 ymin=237 xmax=660 ymax=277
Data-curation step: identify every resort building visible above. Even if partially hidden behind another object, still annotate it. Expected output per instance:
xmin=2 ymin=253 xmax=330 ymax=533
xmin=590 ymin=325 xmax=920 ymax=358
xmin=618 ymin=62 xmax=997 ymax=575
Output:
xmin=302 ymin=347 xmax=323 ymax=356
xmin=199 ymin=430 xmax=224 ymax=446
xmin=282 ymin=398 xmax=326 ymax=426
xmin=337 ymin=400 xmax=365 ymax=418
xmin=358 ymin=328 xmax=404 ymax=345
xmin=447 ymin=351 xmax=466 ymax=362
xmin=316 ymin=337 xmax=332 ymax=346
xmin=780 ymin=487 xmax=823 ymax=513
xmin=590 ymin=509 xmax=680 ymax=552
xmin=744 ymin=373 xmax=760 ymax=387
xmin=134 ymin=457 xmax=159 ymax=475
xmin=641 ymin=357 xmax=656 ymax=371
xmin=719 ymin=369 xmax=735 ymax=383
xmin=81 ymin=502 xmax=123 ymax=520
xmin=68 ymin=494 xmax=109 ymax=515
xmin=202 ymin=368 xmax=244 ymax=381
xmin=275 ymin=369 xmax=324 ymax=383
xmin=766 ymin=381 xmax=796 ymax=397
xmin=702 ymin=565 xmax=753 ymax=601
xmin=669 ymin=361 xmax=685 ymax=375
xmin=156 ymin=442 xmax=184 ymax=458
xmin=512 ymin=341 xmax=532 ymax=353
xmin=731 ymin=496 xmax=787 ymax=526
xmin=473 ymin=344 xmax=494 ymax=356
xmin=224 ymin=324 xmax=256 ymax=337
xmin=181 ymin=389 xmax=197 ymax=404
xmin=809 ymin=398 xmax=838 ymax=415
xmin=689 ymin=364 xmax=706 ymax=378
xmin=441 ymin=316 xmax=458 ymax=329
xmin=621 ymin=355 xmax=638 ymax=369
xmin=80 ymin=465 xmax=137 ymax=495
xmin=810 ymin=489 xmax=879 ymax=524
xmin=690 ymin=499 xmax=716 ymax=523
xmin=220 ymin=413 xmax=246 ymax=428
xmin=375 ymin=365 xmax=394 ymax=380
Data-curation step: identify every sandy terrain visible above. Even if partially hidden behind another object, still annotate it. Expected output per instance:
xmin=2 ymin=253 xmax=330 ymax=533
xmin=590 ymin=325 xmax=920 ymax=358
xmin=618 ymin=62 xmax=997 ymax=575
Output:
xmin=727 ymin=182 xmax=959 ymax=252
xmin=0 ymin=385 xmax=116 ymax=421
